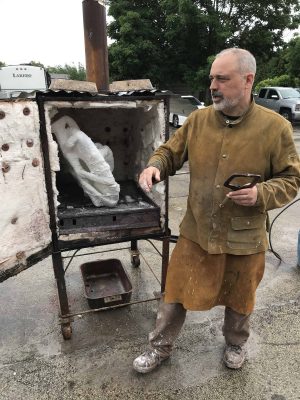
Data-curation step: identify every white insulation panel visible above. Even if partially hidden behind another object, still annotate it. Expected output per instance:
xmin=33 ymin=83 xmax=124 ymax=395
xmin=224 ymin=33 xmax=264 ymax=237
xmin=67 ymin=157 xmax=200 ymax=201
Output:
xmin=0 ymin=101 xmax=51 ymax=270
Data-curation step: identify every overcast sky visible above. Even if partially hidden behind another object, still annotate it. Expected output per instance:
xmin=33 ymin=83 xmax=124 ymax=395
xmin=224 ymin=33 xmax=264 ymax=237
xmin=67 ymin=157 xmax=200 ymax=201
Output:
xmin=1 ymin=1 xmax=299 ymax=68
xmin=1 ymin=0 xmax=88 ymax=67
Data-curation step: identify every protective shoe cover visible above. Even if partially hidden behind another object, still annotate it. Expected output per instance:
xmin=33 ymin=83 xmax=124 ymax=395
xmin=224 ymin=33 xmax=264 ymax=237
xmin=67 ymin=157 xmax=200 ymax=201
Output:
xmin=51 ymin=116 xmax=120 ymax=207
xmin=133 ymin=349 xmax=169 ymax=373
xmin=223 ymin=344 xmax=247 ymax=369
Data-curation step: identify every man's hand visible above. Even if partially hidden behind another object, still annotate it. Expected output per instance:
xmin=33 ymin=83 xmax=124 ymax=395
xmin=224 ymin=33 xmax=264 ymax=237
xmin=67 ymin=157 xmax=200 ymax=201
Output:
xmin=227 ymin=186 xmax=258 ymax=206
xmin=139 ymin=166 xmax=161 ymax=192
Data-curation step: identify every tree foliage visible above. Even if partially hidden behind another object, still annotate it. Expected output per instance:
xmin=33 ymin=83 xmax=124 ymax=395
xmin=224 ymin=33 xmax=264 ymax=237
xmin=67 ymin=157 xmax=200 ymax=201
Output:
xmin=255 ymin=75 xmax=294 ymax=92
xmin=285 ymin=36 xmax=300 ymax=83
xmin=47 ymin=63 xmax=86 ymax=81
xmin=254 ymin=36 xmax=300 ymax=89
xmin=27 ymin=61 xmax=45 ymax=68
xmin=107 ymin=0 xmax=300 ymax=91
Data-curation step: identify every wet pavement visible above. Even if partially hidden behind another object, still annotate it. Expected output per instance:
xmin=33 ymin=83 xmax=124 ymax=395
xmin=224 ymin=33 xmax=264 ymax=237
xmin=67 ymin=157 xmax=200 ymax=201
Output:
xmin=0 ymin=124 xmax=299 ymax=400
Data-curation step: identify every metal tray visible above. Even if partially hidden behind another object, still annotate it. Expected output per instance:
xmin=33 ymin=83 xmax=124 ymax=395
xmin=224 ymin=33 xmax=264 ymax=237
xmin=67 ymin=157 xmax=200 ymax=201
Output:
xmin=80 ymin=258 xmax=132 ymax=309
xmin=57 ymin=180 xmax=161 ymax=235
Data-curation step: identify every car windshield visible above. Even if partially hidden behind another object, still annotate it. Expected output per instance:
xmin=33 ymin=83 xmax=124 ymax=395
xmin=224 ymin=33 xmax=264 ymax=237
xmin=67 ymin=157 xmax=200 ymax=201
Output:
xmin=280 ymin=88 xmax=300 ymax=99
xmin=182 ymin=97 xmax=201 ymax=106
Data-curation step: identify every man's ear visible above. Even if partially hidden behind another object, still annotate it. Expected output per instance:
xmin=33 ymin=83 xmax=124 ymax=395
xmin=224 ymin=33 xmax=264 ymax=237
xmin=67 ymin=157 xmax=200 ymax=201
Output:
xmin=245 ymin=73 xmax=255 ymax=88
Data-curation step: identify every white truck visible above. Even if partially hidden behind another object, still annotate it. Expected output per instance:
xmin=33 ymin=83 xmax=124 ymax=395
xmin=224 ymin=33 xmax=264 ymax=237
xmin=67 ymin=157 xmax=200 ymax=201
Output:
xmin=0 ymin=65 xmax=49 ymax=99
xmin=254 ymin=86 xmax=300 ymax=123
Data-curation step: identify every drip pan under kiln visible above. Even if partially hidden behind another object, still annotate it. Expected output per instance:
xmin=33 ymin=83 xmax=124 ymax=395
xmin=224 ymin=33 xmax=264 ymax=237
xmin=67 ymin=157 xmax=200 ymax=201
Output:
xmin=80 ymin=258 xmax=132 ymax=309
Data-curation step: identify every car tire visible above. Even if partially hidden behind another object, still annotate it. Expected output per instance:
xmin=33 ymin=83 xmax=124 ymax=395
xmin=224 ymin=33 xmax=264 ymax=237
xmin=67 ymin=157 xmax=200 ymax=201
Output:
xmin=173 ymin=115 xmax=179 ymax=128
xmin=280 ymin=108 xmax=292 ymax=122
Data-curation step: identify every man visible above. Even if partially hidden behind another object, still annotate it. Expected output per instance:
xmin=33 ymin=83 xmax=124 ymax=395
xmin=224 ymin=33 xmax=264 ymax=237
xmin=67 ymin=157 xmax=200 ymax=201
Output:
xmin=133 ymin=48 xmax=300 ymax=373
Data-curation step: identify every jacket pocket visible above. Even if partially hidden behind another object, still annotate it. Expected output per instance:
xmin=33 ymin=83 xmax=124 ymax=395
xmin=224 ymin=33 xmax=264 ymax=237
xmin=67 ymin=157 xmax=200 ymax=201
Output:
xmin=227 ymin=215 xmax=266 ymax=250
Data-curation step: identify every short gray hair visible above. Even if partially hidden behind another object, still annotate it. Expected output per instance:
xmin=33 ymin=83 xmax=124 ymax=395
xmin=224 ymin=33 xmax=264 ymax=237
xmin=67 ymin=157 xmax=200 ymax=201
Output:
xmin=216 ymin=48 xmax=256 ymax=75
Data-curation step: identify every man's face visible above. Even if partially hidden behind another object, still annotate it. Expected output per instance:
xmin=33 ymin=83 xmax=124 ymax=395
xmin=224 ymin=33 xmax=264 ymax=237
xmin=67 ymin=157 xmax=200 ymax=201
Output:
xmin=209 ymin=54 xmax=251 ymax=115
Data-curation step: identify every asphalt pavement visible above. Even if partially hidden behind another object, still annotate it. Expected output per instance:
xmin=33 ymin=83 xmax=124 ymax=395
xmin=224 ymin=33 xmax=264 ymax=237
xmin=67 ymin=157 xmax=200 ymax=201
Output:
xmin=0 ymin=124 xmax=299 ymax=400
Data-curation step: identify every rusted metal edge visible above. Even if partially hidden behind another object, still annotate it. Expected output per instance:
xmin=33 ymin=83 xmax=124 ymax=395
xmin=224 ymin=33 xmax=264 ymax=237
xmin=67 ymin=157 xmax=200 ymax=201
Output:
xmin=59 ymin=296 xmax=162 ymax=322
xmin=57 ymin=229 xmax=167 ymax=252
xmin=2 ymin=88 xmax=168 ymax=101
xmin=0 ymin=245 xmax=52 ymax=283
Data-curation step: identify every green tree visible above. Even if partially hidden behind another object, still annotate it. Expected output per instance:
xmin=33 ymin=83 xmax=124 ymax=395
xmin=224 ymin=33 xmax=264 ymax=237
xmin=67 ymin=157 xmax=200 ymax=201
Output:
xmin=107 ymin=0 xmax=300 ymax=91
xmin=108 ymin=1 xmax=168 ymax=86
xmin=254 ymin=35 xmax=300 ymax=89
xmin=254 ymin=75 xmax=294 ymax=92
xmin=26 ymin=61 xmax=45 ymax=68
xmin=107 ymin=0 xmax=209 ymax=86
xmin=47 ymin=63 xmax=86 ymax=81
xmin=285 ymin=36 xmax=300 ymax=85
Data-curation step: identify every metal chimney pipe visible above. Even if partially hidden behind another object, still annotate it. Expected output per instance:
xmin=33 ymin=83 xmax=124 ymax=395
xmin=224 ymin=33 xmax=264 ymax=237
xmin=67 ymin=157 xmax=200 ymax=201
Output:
xmin=82 ymin=0 xmax=109 ymax=91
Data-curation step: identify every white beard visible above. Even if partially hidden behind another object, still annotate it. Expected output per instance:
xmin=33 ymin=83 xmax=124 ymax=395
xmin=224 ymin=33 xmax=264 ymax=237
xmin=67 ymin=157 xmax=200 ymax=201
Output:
xmin=212 ymin=96 xmax=241 ymax=111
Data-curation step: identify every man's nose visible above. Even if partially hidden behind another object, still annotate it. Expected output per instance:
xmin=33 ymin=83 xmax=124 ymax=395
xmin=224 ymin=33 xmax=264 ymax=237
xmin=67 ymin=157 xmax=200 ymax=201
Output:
xmin=210 ymin=78 xmax=218 ymax=90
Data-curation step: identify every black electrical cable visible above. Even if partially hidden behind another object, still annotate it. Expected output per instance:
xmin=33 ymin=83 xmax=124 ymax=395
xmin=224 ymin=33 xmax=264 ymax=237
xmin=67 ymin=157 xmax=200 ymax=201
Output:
xmin=268 ymin=198 xmax=300 ymax=263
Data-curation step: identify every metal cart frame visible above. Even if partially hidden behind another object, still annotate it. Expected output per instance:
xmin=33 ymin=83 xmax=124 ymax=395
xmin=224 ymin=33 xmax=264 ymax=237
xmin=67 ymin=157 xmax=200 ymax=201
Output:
xmin=37 ymin=92 xmax=171 ymax=339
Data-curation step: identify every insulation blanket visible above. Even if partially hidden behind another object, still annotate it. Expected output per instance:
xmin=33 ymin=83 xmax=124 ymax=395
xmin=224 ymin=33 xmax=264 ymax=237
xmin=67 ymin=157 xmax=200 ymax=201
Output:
xmin=51 ymin=115 xmax=120 ymax=207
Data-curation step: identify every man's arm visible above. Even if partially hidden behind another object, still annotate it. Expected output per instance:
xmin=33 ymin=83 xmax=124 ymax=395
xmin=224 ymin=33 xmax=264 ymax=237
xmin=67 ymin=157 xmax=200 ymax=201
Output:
xmin=255 ymin=125 xmax=300 ymax=211
xmin=139 ymin=121 xmax=190 ymax=191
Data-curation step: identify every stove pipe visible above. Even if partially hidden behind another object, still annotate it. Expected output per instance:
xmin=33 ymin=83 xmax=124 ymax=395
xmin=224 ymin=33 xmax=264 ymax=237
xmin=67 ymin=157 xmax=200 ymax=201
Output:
xmin=82 ymin=0 xmax=109 ymax=91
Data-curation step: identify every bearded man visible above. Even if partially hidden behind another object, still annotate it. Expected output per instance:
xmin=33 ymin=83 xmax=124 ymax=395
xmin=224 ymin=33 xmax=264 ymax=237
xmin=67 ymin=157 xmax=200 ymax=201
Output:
xmin=133 ymin=48 xmax=300 ymax=373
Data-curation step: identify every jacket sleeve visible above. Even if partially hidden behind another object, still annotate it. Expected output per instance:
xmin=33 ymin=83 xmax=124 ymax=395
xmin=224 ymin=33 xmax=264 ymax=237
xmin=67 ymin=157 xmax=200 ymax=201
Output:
xmin=147 ymin=119 xmax=189 ymax=180
xmin=256 ymin=124 xmax=300 ymax=211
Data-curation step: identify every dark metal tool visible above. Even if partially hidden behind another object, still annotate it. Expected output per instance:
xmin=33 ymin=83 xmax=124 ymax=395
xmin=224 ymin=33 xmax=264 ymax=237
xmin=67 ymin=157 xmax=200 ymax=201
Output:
xmin=220 ymin=173 xmax=261 ymax=207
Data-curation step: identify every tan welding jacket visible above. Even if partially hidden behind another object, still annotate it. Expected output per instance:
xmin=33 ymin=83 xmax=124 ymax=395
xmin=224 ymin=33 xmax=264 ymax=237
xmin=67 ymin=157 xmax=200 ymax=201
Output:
xmin=148 ymin=101 xmax=300 ymax=255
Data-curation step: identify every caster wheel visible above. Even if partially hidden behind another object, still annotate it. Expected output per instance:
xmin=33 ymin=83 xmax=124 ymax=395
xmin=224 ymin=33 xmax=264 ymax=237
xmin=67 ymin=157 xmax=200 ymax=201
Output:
xmin=131 ymin=254 xmax=140 ymax=268
xmin=61 ymin=323 xmax=72 ymax=340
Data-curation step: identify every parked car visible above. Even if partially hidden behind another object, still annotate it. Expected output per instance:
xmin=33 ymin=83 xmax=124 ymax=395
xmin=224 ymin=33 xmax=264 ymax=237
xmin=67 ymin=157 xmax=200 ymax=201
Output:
xmin=169 ymin=95 xmax=205 ymax=128
xmin=254 ymin=86 xmax=300 ymax=122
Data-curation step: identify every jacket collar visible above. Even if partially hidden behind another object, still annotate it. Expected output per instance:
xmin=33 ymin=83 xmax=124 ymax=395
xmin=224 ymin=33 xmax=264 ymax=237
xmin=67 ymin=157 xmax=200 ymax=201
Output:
xmin=215 ymin=97 xmax=255 ymax=127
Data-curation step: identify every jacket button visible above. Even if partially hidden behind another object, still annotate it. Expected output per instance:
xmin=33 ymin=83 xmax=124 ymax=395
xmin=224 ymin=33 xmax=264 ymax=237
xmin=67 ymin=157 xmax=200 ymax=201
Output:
xmin=246 ymin=221 xmax=251 ymax=225
xmin=222 ymin=154 xmax=227 ymax=158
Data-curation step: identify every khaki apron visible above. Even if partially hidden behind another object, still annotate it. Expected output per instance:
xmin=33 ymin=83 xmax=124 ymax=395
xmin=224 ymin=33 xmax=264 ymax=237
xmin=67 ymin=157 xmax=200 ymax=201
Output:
xmin=164 ymin=236 xmax=265 ymax=315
